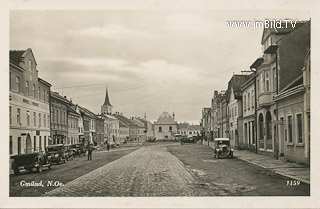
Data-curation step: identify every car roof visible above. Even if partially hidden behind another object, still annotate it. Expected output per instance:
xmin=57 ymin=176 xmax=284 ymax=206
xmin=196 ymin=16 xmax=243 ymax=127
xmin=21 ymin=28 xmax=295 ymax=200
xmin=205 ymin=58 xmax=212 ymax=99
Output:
xmin=214 ymin=138 xmax=230 ymax=141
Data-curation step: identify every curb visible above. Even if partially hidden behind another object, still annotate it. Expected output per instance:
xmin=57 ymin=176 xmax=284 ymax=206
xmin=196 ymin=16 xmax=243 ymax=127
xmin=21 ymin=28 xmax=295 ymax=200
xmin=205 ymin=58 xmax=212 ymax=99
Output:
xmin=237 ymin=156 xmax=310 ymax=184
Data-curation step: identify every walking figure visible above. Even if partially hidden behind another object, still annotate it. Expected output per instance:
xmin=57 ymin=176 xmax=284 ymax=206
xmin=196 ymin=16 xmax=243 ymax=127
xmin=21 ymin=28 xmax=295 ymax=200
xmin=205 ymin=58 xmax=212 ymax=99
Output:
xmin=107 ymin=142 xmax=110 ymax=152
xmin=87 ymin=143 xmax=94 ymax=160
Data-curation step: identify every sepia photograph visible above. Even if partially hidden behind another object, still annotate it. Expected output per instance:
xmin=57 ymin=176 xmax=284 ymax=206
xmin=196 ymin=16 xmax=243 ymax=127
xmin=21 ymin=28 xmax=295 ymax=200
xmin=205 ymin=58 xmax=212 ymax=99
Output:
xmin=2 ymin=0 xmax=319 ymax=208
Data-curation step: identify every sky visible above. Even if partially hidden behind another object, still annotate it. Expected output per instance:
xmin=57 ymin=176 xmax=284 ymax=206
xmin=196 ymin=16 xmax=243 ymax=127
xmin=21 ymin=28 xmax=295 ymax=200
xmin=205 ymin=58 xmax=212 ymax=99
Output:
xmin=10 ymin=10 xmax=310 ymax=124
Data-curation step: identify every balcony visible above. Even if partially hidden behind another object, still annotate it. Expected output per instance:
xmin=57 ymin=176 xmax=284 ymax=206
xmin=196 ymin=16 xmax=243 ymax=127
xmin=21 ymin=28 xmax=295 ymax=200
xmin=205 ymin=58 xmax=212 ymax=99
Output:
xmin=258 ymin=92 xmax=273 ymax=107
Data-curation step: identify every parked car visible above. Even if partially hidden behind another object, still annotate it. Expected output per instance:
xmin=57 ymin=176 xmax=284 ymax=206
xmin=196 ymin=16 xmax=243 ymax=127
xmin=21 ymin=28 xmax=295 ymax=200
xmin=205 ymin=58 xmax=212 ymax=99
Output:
xmin=63 ymin=145 xmax=74 ymax=161
xmin=70 ymin=143 xmax=86 ymax=157
xmin=10 ymin=148 xmax=51 ymax=174
xmin=45 ymin=144 xmax=67 ymax=164
xmin=180 ymin=136 xmax=195 ymax=144
xmin=213 ymin=138 xmax=234 ymax=159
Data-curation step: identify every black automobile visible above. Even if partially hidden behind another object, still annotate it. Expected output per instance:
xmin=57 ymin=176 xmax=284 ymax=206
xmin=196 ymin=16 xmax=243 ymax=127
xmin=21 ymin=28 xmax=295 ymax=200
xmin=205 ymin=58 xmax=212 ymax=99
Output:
xmin=213 ymin=138 xmax=234 ymax=159
xmin=45 ymin=144 xmax=67 ymax=164
xmin=10 ymin=147 xmax=51 ymax=174
xmin=70 ymin=143 xmax=86 ymax=157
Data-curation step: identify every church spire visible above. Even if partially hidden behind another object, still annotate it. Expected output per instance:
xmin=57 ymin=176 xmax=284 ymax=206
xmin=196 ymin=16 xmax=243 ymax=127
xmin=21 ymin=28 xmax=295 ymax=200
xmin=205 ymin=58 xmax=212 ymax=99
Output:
xmin=103 ymin=85 xmax=112 ymax=107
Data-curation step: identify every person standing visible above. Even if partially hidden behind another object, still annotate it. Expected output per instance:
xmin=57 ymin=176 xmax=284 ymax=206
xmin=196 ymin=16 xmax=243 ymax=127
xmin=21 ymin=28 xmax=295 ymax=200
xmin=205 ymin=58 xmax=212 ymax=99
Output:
xmin=106 ymin=142 xmax=110 ymax=152
xmin=88 ymin=143 xmax=93 ymax=160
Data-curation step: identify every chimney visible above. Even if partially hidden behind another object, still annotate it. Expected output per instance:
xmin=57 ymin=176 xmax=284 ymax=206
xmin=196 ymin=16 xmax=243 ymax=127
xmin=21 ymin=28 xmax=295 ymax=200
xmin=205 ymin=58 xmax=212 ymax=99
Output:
xmin=173 ymin=112 xmax=175 ymax=120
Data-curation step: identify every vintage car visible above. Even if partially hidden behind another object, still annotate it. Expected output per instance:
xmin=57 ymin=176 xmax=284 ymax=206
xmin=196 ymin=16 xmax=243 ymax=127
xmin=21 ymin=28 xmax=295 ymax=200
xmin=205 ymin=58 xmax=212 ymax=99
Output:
xmin=63 ymin=145 xmax=74 ymax=161
xmin=45 ymin=144 xmax=67 ymax=164
xmin=180 ymin=136 xmax=195 ymax=144
xmin=213 ymin=138 xmax=234 ymax=159
xmin=10 ymin=148 xmax=51 ymax=174
xmin=70 ymin=143 xmax=86 ymax=157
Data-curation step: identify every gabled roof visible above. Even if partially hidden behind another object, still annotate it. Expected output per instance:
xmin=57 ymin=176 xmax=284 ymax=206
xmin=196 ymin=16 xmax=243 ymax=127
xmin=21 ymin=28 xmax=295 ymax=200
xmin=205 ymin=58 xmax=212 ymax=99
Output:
xmin=189 ymin=125 xmax=201 ymax=131
xmin=112 ymin=114 xmax=137 ymax=127
xmin=78 ymin=105 xmax=96 ymax=118
xmin=261 ymin=22 xmax=306 ymax=44
xmin=50 ymin=91 xmax=71 ymax=104
xmin=10 ymin=48 xmax=37 ymax=66
xmin=154 ymin=111 xmax=177 ymax=125
xmin=178 ymin=123 xmax=189 ymax=129
xmin=227 ymin=74 xmax=251 ymax=101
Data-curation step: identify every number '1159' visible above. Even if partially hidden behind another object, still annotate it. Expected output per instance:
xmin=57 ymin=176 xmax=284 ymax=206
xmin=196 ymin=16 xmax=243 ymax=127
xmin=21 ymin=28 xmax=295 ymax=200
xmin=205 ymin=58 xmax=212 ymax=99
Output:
xmin=287 ymin=180 xmax=300 ymax=186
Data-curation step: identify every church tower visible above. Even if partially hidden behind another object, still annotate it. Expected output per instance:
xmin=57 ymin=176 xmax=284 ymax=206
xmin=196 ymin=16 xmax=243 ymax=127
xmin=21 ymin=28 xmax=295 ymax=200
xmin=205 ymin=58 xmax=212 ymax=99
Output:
xmin=101 ymin=85 xmax=113 ymax=115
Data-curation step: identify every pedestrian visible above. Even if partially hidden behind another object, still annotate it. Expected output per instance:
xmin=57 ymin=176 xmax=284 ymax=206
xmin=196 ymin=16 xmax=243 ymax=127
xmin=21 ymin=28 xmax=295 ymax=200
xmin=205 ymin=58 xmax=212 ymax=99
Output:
xmin=88 ymin=143 xmax=93 ymax=160
xmin=107 ymin=142 xmax=110 ymax=152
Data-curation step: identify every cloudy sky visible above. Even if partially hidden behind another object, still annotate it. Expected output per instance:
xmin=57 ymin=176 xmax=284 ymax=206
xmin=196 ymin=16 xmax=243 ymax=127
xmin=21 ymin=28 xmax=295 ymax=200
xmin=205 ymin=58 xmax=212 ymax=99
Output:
xmin=10 ymin=10 xmax=309 ymax=124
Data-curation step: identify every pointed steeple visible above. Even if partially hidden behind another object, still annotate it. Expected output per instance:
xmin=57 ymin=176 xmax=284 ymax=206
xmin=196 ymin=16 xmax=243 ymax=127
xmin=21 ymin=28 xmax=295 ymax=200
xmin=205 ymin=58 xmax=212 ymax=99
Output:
xmin=103 ymin=85 xmax=112 ymax=107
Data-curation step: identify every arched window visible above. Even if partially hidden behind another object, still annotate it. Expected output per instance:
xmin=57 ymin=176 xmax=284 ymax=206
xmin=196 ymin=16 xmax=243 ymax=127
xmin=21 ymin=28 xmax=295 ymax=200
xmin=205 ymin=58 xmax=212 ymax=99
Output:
xmin=266 ymin=111 xmax=272 ymax=150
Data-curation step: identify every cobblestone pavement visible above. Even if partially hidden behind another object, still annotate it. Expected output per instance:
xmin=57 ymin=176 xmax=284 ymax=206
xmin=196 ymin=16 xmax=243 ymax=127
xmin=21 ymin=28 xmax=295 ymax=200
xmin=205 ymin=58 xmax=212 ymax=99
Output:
xmin=47 ymin=144 xmax=196 ymax=196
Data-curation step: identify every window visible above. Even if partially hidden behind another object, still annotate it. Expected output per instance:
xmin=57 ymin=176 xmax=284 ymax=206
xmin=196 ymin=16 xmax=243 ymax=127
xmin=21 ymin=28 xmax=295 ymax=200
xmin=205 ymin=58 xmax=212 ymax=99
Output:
xmin=44 ymin=136 xmax=47 ymax=148
xmin=34 ymin=136 xmax=36 ymax=151
xmin=288 ymin=115 xmax=293 ymax=143
xmin=231 ymin=108 xmax=234 ymax=117
xmin=235 ymin=106 xmax=237 ymax=116
xmin=257 ymin=78 xmax=260 ymax=95
xmin=18 ymin=137 xmax=21 ymax=154
xmin=169 ymin=126 xmax=172 ymax=131
xmin=27 ymin=111 xmax=30 ymax=126
xmin=43 ymin=89 xmax=46 ymax=102
xmin=26 ymin=81 xmax=29 ymax=96
xmin=273 ymin=67 xmax=277 ymax=92
xmin=29 ymin=60 xmax=32 ymax=71
xmin=244 ymin=95 xmax=246 ymax=111
xmin=48 ymin=115 xmax=50 ymax=127
xmin=252 ymin=90 xmax=254 ymax=108
xmin=265 ymin=71 xmax=270 ymax=92
xmin=10 ymin=136 xmax=13 ymax=155
xmin=17 ymin=108 xmax=21 ymax=124
xmin=248 ymin=92 xmax=250 ymax=110
xmin=39 ymin=113 xmax=41 ymax=127
xmin=38 ymin=87 xmax=41 ymax=99
xmin=33 ymin=84 xmax=36 ymax=98
xmin=33 ymin=112 xmax=36 ymax=126
xmin=16 ymin=76 xmax=20 ymax=92
xmin=297 ymin=114 xmax=303 ymax=143
xmin=260 ymin=73 xmax=264 ymax=93
xmin=9 ymin=106 xmax=12 ymax=124
xmin=44 ymin=114 xmax=46 ymax=127
xmin=159 ymin=126 xmax=162 ymax=132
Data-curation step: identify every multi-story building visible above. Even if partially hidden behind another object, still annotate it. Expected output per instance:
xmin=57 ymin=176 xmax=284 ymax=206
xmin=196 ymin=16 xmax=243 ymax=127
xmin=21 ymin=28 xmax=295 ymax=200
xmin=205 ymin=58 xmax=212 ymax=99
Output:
xmin=250 ymin=21 xmax=310 ymax=157
xmin=201 ymin=108 xmax=212 ymax=141
xmin=177 ymin=122 xmax=189 ymax=137
xmin=134 ymin=117 xmax=154 ymax=140
xmin=74 ymin=104 xmax=85 ymax=144
xmin=101 ymin=114 xmax=120 ymax=145
xmin=132 ymin=117 xmax=146 ymax=141
xmin=154 ymin=112 xmax=177 ymax=140
xmin=227 ymin=74 xmax=250 ymax=149
xmin=9 ymin=49 xmax=51 ymax=155
xmin=50 ymin=92 xmax=69 ymax=145
xmin=79 ymin=106 xmax=96 ymax=145
xmin=113 ymin=113 xmax=138 ymax=141
xmin=95 ymin=116 xmax=104 ymax=146
xmin=188 ymin=125 xmax=202 ymax=138
xmin=67 ymin=103 xmax=79 ymax=145
xmin=241 ymin=74 xmax=256 ymax=151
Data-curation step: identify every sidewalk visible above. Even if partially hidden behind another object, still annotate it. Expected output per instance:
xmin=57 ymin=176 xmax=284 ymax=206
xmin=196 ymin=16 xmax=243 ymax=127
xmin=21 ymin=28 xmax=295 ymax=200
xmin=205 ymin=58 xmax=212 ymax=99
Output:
xmin=234 ymin=150 xmax=310 ymax=184
xmin=206 ymin=143 xmax=310 ymax=184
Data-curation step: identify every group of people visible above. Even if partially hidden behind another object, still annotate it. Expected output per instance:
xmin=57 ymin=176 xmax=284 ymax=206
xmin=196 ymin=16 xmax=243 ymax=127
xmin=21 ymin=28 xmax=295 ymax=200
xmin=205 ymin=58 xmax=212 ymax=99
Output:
xmin=86 ymin=142 xmax=110 ymax=160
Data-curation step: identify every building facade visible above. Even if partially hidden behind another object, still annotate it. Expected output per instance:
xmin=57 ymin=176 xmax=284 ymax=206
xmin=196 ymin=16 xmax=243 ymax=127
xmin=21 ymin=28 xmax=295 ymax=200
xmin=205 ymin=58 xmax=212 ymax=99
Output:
xmin=241 ymin=74 xmax=256 ymax=151
xmin=50 ymin=92 xmax=69 ymax=145
xmin=67 ymin=104 xmax=79 ymax=145
xmin=201 ymin=108 xmax=212 ymax=141
xmin=9 ymin=49 xmax=51 ymax=155
xmin=154 ymin=112 xmax=177 ymax=140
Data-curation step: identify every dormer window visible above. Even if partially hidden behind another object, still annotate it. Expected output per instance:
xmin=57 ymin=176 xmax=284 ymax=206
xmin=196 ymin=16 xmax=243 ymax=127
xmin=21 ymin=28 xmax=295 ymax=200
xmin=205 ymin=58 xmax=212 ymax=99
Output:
xmin=29 ymin=60 xmax=32 ymax=72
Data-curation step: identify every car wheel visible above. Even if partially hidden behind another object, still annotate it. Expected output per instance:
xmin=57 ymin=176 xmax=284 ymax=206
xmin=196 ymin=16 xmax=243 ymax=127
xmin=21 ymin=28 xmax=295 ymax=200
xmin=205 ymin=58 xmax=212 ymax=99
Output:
xmin=217 ymin=153 xmax=220 ymax=159
xmin=63 ymin=158 xmax=66 ymax=163
xmin=48 ymin=163 xmax=51 ymax=169
xmin=37 ymin=161 xmax=43 ymax=173
xmin=14 ymin=168 xmax=20 ymax=175
xmin=230 ymin=153 xmax=233 ymax=159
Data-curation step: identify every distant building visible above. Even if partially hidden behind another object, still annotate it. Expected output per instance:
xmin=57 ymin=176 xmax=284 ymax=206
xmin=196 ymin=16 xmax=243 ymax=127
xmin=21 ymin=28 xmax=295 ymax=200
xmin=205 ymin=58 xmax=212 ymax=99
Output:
xmin=154 ymin=112 xmax=177 ymax=140
xmin=9 ymin=49 xmax=51 ymax=155
xmin=177 ymin=122 xmax=189 ymax=137
xmin=201 ymin=108 xmax=212 ymax=141
xmin=50 ymin=92 xmax=69 ymax=145
xmin=113 ymin=113 xmax=138 ymax=141
xmin=101 ymin=113 xmax=120 ymax=145
xmin=240 ymin=74 xmax=256 ymax=151
xmin=95 ymin=116 xmax=104 ymax=146
xmin=188 ymin=125 xmax=202 ymax=138
xmin=101 ymin=85 xmax=113 ymax=115
xmin=134 ymin=117 xmax=154 ymax=140
xmin=227 ymin=74 xmax=251 ymax=149
xmin=67 ymin=103 xmax=80 ymax=145
xmin=79 ymin=106 xmax=96 ymax=145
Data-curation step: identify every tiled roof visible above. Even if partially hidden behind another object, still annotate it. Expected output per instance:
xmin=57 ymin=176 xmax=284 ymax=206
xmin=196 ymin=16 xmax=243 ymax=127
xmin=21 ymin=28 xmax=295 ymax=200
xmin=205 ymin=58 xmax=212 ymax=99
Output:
xmin=188 ymin=125 xmax=202 ymax=131
xmin=154 ymin=112 xmax=176 ymax=125
xmin=112 ymin=114 xmax=137 ymax=126
xmin=227 ymin=74 xmax=251 ymax=100
xmin=178 ymin=123 xmax=189 ymax=129
xmin=10 ymin=50 xmax=25 ymax=65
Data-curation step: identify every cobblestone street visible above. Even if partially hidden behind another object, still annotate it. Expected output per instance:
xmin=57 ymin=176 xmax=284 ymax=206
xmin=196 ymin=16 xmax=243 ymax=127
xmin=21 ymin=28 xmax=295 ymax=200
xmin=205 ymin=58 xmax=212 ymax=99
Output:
xmin=47 ymin=144 xmax=196 ymax=196
xmin=44 ymin=143 xmax=309 ymax=197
